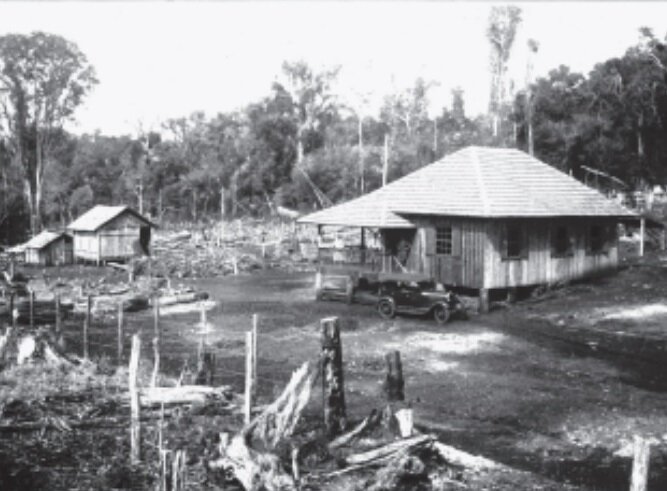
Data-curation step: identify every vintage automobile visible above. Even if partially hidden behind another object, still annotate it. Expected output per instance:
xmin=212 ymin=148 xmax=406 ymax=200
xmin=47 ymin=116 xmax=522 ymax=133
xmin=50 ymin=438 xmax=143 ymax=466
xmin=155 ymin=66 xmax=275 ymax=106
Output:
xmin=375 ymin=273 xmax=466 ymax=324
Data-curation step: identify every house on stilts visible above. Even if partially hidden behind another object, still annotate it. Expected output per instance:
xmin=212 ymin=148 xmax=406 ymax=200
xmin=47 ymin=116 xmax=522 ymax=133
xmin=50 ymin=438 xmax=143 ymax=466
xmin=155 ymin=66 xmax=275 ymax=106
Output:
xmin=298 ymin=146 xmax=636 ymax=311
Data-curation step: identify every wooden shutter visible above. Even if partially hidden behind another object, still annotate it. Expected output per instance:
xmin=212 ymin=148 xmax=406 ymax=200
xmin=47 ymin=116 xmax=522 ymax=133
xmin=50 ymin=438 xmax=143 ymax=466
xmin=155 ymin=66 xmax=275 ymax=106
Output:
xmin=424 ymin=227 xmax=435 ymax=256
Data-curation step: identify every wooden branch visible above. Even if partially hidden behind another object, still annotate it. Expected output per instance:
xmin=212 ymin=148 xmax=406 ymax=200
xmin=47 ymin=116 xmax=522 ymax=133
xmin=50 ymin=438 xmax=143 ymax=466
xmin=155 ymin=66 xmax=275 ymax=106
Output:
xmin=328 ymin=409 xmax=380 ymax=450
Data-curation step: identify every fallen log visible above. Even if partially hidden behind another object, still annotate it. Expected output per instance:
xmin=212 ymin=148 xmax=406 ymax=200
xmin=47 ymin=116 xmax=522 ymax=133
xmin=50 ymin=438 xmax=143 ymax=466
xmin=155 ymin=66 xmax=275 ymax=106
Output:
xmin=432 ymin=441 xmax=499 ymax=470
xmin=156 ymin=291 xmax=209 ymax=307
xmin=137 ymin=385 xmax=234 ymax=407
xmin=344 ymin=434 xmax=433 ymax=466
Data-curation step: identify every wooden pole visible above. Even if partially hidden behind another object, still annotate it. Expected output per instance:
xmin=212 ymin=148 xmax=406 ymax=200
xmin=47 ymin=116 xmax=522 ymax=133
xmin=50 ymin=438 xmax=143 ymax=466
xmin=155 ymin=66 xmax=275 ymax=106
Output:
xmin=244 ymin=331 xmax=254 ymax=425
xmin=29 ymin=289 xmax=34 ymax=329
xmin=384 ymin=351 xmax=405 ymax=402
xmin=55 ymin=294 xmax=64 ymax=350
xmin=9 ymin=293 xmax=15 ymax=329
xmin=630 ymin=435 xmax=650 ymax=491
xmin=639 ymin=218 xmax=645 ymax=257
xmin=321 ymin=316 xmax=346 ymax=436
xmin=151 ymin=300 xmax=160 ymax=387
xmin=117 ymin=301 xmax=124 ymax=364
xmin=252 ymin=313 xmax=258 ymax=392
xmin=129 ymin=334 xmax=141 ymax=464
xmin=83 ymin=294 xmax=91 ymax=359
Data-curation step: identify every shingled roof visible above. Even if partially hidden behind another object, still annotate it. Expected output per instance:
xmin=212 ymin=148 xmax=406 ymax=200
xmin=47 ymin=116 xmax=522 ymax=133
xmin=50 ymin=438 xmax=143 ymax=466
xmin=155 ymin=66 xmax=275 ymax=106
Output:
xmin=68 ymin=205 xmax=155 ymax=232
xmin=24 ymin=231 xmax=70 ymax=250
xmin=298 ymin=146 xmax=635 ymax=228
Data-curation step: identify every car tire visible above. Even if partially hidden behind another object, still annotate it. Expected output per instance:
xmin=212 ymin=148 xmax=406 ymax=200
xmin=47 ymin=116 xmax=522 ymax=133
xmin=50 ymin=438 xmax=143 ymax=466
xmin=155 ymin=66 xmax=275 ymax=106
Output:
xmin=377 ymin=299 xmax=396 ymax=319
xmin=433 ymin=304 xmax=450 ymax=325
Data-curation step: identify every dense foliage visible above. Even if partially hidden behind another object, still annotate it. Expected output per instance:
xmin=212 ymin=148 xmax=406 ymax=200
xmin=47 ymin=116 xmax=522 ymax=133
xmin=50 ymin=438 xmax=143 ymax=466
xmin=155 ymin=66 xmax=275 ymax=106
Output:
xmin=2 ymin=24 xmax=667 ymax=244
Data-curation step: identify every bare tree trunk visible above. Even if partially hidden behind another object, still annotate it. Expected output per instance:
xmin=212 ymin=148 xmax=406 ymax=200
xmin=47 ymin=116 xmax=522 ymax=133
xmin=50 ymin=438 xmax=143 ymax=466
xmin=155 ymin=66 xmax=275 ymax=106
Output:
xmin=297 ymin=127 xmax=305 ymax=165
xmin=528 ymin=118 xmax=534 ymax=156
xmin=432 ymin=118 xmax=438 ymax=154
xmin=638 ymin=113 xmax=645 ymax=159
xmin=358 ymin=116 xmax=364 ymax=195
xmin=138 ymin=181 xmax=144 ymax=215
xmin=192 ymin=188 xmax=197 ymax=222
xmin=382 ymin=133 xmax=389 ymax=187
xmin=220 ymin=186 xmax=226 ymax=219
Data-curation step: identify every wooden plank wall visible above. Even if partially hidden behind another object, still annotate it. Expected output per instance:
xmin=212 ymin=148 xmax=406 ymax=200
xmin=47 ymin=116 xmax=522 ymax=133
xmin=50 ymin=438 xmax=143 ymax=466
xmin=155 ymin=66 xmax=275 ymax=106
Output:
xmin=483 ymin=218 xmax=618 ymax=289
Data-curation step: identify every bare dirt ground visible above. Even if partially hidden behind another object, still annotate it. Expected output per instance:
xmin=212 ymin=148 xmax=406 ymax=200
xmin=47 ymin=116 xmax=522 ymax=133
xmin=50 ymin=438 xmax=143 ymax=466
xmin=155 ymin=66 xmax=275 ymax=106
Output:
xmin=3 ymin=250 xmax=667 ymax=489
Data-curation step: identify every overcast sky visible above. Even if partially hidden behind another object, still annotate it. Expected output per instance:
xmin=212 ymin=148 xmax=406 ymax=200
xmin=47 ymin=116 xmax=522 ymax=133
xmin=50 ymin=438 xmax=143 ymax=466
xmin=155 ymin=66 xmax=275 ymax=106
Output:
xmin=2 ymin=1 xmax=667 ymax=136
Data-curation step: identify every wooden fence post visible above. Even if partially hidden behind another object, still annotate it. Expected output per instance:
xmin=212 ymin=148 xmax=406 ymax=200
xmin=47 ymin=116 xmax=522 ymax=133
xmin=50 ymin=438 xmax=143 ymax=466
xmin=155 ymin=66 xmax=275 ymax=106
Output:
xmin=117 ymin=301 xmax=124 ymax=364
xmin=129 ymin=334 xmax=141 ymax=465
xmin=630 ymin=435 xmax=650 ymax=491
xmin=151 ymin=299 xmax=160 ymax=387
xmin=244 ymin=331 xmax=254 ymax=425
xmin=321 ymin=317 xmax=346 ymax=436
xmin=83 ymin=294 xmax=91 ymax=359
xmin=384 ymin=351 xmax=405 ymax=402
xmin=29 ymin=289 xmax=34 ymax=329
xmin=55 ymin=294 xmax=64 ymax=350
xmin=9 ymin=293 xmax=15 ymax=329
xmin=252 ymin=314 xmax=258 ymax=393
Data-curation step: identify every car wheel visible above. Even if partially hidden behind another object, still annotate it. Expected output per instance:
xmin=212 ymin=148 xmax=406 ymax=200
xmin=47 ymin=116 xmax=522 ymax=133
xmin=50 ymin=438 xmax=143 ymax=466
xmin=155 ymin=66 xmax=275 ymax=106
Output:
xmin=433 ymin=304 xmax=450 ymax=325
xmin=377 ymin=299 xmax=396 ymax=319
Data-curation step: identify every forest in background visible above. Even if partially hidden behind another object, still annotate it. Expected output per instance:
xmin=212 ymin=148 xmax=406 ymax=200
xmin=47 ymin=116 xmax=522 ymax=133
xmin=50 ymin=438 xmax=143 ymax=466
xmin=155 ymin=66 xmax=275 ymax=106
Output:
xmin=2 ymin=6 xmax=667 ymax=244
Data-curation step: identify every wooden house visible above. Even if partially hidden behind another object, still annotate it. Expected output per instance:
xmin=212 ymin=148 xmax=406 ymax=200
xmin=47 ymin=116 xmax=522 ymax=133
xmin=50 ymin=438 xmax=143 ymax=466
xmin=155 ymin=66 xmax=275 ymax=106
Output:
xmin=23 ymin=231 xmax=73 ymax=266
xmin=298 ymin=146 xmax=636 ymax=310
xmin=68 ymin=205 xmax=155 ymax=265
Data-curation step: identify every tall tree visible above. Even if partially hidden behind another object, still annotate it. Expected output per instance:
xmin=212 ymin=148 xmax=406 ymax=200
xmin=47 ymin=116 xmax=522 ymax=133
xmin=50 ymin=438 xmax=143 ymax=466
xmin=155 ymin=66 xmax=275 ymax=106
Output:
xmin=487 ymin=5 xmax=522 ymax=141
xmin=0 ymin=32 xmax=97 ymax=234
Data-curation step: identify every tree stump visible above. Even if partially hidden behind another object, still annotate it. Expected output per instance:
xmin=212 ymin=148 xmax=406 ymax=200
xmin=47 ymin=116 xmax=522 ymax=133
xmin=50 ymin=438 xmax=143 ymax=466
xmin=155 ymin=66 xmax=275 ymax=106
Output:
xmin=321 ymin=317 xmax=346 ymax=436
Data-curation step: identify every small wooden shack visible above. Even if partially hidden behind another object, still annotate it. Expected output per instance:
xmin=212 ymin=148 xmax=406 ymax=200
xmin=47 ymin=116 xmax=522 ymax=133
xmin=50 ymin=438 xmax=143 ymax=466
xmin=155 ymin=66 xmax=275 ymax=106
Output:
xmin=298 ymin=146 xmax=636 ymax=310
xmin=68 ymin=205 xmax=155 ymax=265
xmin=23 ymin=231 xmax=73 ymax=266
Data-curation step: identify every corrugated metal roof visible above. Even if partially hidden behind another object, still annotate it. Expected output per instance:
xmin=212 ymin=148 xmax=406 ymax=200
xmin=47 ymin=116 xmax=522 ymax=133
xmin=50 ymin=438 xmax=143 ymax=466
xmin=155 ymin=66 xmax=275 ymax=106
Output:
xmin=24 ymin=231 xmax=69 ymax=250
xmin=68 ymin=205 xmax=153 ymax=232
xmin=298 ymin=146 xmax=635 ymax=227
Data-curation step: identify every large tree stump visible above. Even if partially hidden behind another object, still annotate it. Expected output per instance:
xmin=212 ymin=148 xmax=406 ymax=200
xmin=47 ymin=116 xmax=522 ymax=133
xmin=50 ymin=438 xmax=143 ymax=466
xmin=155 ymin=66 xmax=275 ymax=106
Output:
xmin=321 ymin=317 xmax=346 ymax=437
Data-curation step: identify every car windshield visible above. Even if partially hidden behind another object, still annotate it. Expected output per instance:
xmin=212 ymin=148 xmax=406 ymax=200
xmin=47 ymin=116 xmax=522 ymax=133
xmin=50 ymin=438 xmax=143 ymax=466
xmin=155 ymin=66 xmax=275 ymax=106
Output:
xmin=417 ymin=280 xmax=436 ymax=290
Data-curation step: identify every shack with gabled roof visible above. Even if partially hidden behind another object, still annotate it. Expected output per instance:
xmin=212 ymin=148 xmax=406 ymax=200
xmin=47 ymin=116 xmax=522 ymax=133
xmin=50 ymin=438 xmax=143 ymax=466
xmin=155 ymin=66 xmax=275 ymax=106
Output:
xmin=298 ymin=146 xmax=636 ymax=310
xmin=23 ymin=230 xmax=73 ymax=266
xmin=68 ymin=205 xmax=156 ymax=265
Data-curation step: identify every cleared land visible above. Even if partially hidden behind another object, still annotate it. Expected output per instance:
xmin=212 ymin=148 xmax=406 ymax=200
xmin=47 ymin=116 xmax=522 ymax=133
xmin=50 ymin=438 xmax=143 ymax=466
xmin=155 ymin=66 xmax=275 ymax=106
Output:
xmin=2 ymin=250 xmax=667 ymax=489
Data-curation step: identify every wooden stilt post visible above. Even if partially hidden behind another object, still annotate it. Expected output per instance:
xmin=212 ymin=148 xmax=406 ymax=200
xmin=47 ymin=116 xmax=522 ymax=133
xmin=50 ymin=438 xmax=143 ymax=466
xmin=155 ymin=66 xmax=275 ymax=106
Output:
xmin=384 ymin=351 xmax=405 ymax=402
xmin=479 ymin=288 xmax=489 ymax=314
xmin=321 ymin=316 xmax=346 ymax=436
xmin=55 ymin=294 xmax=64 ymax=350
xmin=83 ymin=294 xmax=91 ymax=359
xmin=630 ymin=435 xmax=650 ymax=491
xmin=117 ymin=301 xmax=124 ymax=364
xmin=244 ymin=331 xmax=254 ymax=425
xmin=29 ymin=289 xmax=34 ymax=329
xmin=151 ymin=299 xmax=160 ymax=387
xmin=129 ymin=334 xmax=141 ymax=465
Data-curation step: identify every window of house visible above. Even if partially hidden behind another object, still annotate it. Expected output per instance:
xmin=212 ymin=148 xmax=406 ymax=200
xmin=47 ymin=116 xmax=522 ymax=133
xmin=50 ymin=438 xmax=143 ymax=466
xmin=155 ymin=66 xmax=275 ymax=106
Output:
xmin=589 ymin=225 xmax=605 ymax=253
xmin=552 ymin=226 xmax=572 ymax=257
xmin=504 ymin=223 xmax=526 ymax=259
xmin=435 ymin=226 xmax=452 ymax=255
